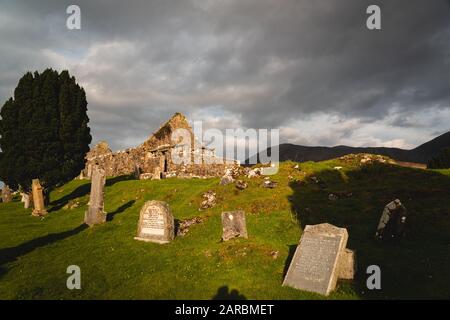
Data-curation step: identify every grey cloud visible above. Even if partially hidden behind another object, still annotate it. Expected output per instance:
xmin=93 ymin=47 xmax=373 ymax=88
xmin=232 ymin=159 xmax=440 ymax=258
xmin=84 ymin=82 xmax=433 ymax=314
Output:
xmin=1 ymin=0 xmax=449 ymax=150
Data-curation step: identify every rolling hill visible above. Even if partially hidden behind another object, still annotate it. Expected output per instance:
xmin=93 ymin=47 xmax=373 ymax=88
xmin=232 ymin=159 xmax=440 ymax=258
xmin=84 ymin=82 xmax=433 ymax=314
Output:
xmin=248 ymin=131 xmax=450 ymax=164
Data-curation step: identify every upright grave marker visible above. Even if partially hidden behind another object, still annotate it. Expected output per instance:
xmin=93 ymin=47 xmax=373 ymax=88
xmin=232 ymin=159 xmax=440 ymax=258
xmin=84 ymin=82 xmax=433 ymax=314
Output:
xmin=1 ymin=185 xmax=12 ymax=203
xmin=221 ymin=211 xmax=248 ymax=241
xmin=337 ymin=248 xmax=356 ymax=280
xmin=152 ymin=167 xmax=161 ymax=180
xmin=84 ymin=167 xmax=107 ymax=226
xmin=31 ymin=179 xmax=47 ymax=216
xmin=283 ymin=223 xmax=350 ymax=296
xmin=21 ymin=192 xmax=31 ymax=209
xmin=134 ymin=200 xmax=174 ymax=244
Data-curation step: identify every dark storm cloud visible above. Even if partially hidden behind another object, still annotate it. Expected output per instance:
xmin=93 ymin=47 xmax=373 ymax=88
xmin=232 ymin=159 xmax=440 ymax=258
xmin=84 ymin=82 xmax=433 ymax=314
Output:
xmin=0 ymin=0 xmax=449 ymax=150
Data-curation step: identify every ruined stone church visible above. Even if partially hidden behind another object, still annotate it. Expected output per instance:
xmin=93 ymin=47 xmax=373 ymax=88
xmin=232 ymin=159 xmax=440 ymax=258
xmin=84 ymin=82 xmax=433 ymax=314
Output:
xmin=80 ymin=113 xmax=238 ymax=179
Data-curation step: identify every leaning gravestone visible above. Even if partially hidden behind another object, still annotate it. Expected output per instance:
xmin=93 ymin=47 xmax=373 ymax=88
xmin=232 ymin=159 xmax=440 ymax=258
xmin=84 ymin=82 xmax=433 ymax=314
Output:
xmin=221 ymin=211 xmax=248 ymax=241
xmin=1 ymin=185 xmax=12 ymax=203
xmin=283 ymin=223 xmax=349 ymax=296
xmin=134 ymin=200 xmax=174 ymax=244
xmin=84 ymin=167 xmax=107 ymax=226
xmin=31 ymin=179 xmax=47 ymax=216
xmin=375 ymin=199 xmax=407 ymax=240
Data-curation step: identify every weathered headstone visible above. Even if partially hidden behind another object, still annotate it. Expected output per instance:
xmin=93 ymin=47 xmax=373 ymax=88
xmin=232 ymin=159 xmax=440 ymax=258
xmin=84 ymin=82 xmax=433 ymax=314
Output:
xmin=283 ymin=223 xmax=348 ymax=296
xmin=1 ymin=185 xmax=12 ymax=203
xmin=337 ymin=248 xmax=356 ymax=280
xmin=221 ymin=210 xmax=248 ymax=241
xmin=31 ymin=179 xmax=47 ymax=216
xmin=87 ymin=164 xmax=93 ymax=179
xmin=21 ymin=192 xmax=31 ymax=209
xmin=134 ymin=200 xmax=174 ymax=244
xmin=219 ymin=169 xmax=234 ymax=185
xmin=375 ymin=199 xmax=407 ymax=240
xmin=152 ymin=167 xmax=161 ymax=180
xmin=84 ymin=167 xmax=107 ymax=226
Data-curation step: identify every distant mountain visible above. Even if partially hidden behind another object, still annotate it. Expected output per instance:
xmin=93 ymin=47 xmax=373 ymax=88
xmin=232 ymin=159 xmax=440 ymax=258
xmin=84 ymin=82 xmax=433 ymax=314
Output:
xmin=248 ymin=131 xmax=450 ymax=164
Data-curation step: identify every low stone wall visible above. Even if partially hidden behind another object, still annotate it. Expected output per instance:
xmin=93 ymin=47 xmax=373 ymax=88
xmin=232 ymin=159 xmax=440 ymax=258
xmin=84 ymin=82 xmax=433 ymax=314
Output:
xmin=81 ymin=145 xmax=239 ymax=180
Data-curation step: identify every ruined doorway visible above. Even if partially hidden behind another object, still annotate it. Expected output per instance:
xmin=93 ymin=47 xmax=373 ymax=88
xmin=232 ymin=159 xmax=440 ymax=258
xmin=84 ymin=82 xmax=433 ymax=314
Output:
xmin=159 ymin=152 xmax=169 ymax=178
xmin=164 ymin=156 xmax=168 ymax=173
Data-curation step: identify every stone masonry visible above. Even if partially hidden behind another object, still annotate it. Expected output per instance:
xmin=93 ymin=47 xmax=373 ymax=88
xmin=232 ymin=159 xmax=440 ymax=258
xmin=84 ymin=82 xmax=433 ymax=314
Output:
xmin=80 ymin=113 xmax=239 ymax=179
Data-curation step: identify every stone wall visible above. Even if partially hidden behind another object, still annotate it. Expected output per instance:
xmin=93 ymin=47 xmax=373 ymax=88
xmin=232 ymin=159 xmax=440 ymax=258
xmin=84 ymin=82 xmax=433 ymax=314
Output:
xmin=80 ymin=113 xmax=239 ymax=179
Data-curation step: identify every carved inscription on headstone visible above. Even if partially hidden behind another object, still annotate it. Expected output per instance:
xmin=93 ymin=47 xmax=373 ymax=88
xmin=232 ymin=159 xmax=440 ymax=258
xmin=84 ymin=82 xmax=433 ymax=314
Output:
xmin=134 ymin=200 xmax=174 ymax=244
xmin=283 ymin=223 xmax=348 ymax=296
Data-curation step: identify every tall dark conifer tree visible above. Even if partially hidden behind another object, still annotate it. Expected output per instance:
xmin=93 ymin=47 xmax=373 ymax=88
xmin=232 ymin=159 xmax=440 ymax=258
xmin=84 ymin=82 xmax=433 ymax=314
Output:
xmin=0 ymin=69 xmax=91 ymax=196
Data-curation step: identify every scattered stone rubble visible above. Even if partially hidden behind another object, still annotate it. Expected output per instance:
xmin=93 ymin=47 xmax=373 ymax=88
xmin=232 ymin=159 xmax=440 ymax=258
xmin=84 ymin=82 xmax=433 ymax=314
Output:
xmin=200 ymin=190 xmax=217 ymax=210
xmin=339 ymin=153 xmax=395 ymax=165
xmin=310 ymin=176 xmax=326 ymax=189
xmin=176 ymin=216 xmax=205 ymax=236
xmin=328 ymin=191 xmax=353 ymax=201
xmin=262 ymin=180 xmax=278 ymax=189
xmin=246 ymin=167 xmax=262 ymax=178
xmin=220 ymin=169 xmax=235 ymax=185
xmin=235 ymin=180 xmax=248 ymax=190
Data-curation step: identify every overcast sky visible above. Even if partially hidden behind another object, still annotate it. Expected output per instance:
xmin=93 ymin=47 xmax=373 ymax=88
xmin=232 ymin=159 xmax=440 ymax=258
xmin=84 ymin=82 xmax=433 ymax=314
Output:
xmin=1 ymin=0 xmax=450 ymax=153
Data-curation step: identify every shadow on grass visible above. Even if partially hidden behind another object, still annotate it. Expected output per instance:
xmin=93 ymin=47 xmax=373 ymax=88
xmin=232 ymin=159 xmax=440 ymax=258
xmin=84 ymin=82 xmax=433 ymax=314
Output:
xmin=48 ymin=175 xmax=134 ymax=213
xmin=0 ymin=224 xmax=88 ymax=276
xmin=106 ymin=174 xmax=134 ymax=187
xmin=212 ymin=286 xmax=247 ymax=300
xmin=287 ymin=163 xmax=450 ymax=299
xmin=49 ymin=184 xmax=91 ymax=212
xmin=106 ymin=200 xmax=135 ymax=222
xmin=282 ymin=245 xmax=297 ymax=279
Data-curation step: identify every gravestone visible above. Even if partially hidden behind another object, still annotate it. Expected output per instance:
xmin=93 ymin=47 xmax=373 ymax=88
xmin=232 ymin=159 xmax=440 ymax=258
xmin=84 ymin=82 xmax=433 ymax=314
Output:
xmin=152 ymin=167 xmax=161 ymax=180
xmin=375 ymin=199 xmax=407 ymax=240
xmin=219 ymin=169 xmax=234 ymax=185
xmin=1 ymin=185 xmax=12 ymax=203
xmin=134 ymin=200 xmax=174 ymax=244
xmin=283 ymin=223 xmax=348 ymax=296
xmin=21 ymin=192 xmax=31 ymax=209
xmin=84 ymin=167 xmax=107 ymax=226
xmin=337 ymin=248 xmax=356 ymax=280
xmin=221 ymin=211 xmax=248 ymax=241
xmin=31 ymin=179 xmax=47 ymax=216
xmin=87 ymin=164 xmax=93 ymax=178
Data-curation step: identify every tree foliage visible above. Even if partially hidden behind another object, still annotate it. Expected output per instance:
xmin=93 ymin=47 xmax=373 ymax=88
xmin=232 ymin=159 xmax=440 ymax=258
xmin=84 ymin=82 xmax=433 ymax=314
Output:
xmin=0 ymin=69 xmax=91 ymax=192
xmin=427 ymin=147 xmax=450 ymax=169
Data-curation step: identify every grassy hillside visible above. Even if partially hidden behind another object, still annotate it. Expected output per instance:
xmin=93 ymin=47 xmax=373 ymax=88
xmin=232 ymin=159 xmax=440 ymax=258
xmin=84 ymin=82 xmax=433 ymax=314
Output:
xmin=0 ymin=157 xmax=449 ymax=300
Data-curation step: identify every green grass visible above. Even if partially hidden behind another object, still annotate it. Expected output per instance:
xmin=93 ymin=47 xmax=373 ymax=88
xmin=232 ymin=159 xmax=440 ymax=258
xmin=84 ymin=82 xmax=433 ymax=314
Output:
xmin=0 ymin=158 xmax=449 ymax=300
